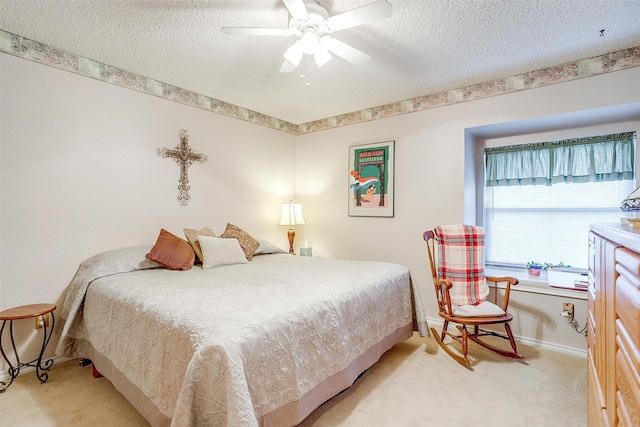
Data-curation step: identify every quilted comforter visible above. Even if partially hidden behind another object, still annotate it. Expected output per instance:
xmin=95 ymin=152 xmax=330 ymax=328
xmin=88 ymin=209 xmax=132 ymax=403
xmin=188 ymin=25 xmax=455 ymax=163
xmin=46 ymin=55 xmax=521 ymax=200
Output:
xmin=56 ymin=245 xmax=428 ymax=426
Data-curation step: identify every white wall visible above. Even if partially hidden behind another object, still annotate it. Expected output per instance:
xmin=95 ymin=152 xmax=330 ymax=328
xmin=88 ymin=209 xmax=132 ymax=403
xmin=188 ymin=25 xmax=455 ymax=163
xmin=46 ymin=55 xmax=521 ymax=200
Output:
xmin=1 ymin=51 xmax=639 ymax=370
xmin=0 ymin=54 xmax=296 ymax=366
xmin=295 ymin=68 xmax=640 ymax=353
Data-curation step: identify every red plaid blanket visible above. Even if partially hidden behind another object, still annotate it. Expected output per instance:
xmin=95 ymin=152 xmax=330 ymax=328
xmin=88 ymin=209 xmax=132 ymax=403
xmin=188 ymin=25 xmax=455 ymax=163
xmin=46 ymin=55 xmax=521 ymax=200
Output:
xmin=435 ymin=225 xmax=488 ymax=306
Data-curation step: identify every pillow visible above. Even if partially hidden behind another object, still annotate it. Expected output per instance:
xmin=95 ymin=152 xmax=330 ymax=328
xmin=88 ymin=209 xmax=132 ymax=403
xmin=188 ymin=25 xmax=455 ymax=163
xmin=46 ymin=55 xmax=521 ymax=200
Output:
xmin=220 ymin=223 xmax=260 ymax=261
xmin=451 ymin=301 xmax=505 ymax=317
xmin=253 ymin=238 xmax=287 ymax=255
xmin=145 ymin=229 xmax=195 ymax=271
xmin=199 ymin=235 xmax=249 ymax=269
xmin=81 ymin=245 xmax=160 ymax=273
xmin=184 ymin=227 xmax=217 ymax=263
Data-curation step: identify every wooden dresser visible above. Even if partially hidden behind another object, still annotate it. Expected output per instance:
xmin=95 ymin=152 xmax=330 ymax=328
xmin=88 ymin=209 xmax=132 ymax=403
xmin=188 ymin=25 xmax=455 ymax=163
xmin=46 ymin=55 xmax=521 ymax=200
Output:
xmin=588 ymin=223 xmax=640 ymax=426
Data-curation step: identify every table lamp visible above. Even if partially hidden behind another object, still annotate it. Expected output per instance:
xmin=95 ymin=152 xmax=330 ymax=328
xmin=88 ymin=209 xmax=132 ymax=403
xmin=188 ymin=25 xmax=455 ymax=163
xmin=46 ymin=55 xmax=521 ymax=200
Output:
xmin=279 ymin=200 xmax=305 ymax=254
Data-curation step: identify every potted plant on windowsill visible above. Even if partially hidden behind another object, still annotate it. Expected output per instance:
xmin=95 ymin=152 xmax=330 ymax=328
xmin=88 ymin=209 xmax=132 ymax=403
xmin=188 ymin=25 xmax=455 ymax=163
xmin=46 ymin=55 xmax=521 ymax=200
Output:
xmin=543 ymin=261 xmax=570 ymax=270
xmin=527 ymin=261 xmax=543 ymax=276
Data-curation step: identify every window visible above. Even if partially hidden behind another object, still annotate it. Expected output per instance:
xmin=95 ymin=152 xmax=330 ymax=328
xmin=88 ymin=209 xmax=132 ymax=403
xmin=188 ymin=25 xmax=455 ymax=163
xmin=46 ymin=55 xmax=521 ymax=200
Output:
xmin=483 ymin=132 xmax=635 ymax=270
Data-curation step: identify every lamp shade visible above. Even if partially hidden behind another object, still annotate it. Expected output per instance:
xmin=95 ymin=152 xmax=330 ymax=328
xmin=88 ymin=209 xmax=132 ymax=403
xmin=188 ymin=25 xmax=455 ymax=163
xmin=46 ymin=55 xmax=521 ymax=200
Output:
xmin=279 ymin=201 xmax=305 ymax=226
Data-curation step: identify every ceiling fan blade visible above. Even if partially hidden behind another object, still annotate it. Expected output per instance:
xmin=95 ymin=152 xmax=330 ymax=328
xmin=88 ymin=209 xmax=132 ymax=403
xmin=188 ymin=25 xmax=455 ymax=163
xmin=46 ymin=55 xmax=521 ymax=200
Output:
xmin=326 ymin=0 xmax=393 ymax=32
xmin=283 ymin=40 xmax=305 ymax=66
xmin=320 ymin=36 xmax=370 ymax=66
xmin=279 ymin=59 xmax=298 ymax=73
xmin=313 ymin=45 xmax=332 ymax=67
xmin=282 ymin=0 xmax=308 ymax=20
xmin=221 ymin=27 xmax=290 ymax=36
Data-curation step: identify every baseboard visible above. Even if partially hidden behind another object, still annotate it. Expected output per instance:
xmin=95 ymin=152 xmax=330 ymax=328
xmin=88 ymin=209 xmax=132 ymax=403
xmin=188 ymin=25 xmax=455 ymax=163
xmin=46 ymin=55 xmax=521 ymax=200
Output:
xmin=0 ymin=356 xmax=73 ymax=383
xmin=426 ymin=317 xmax=587 ymax=359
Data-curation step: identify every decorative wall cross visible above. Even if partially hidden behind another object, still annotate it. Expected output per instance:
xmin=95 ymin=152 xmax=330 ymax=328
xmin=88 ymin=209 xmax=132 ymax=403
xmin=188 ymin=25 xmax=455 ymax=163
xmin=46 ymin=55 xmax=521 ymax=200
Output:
xmin=158 ymin=129 xmax=208 ymax=206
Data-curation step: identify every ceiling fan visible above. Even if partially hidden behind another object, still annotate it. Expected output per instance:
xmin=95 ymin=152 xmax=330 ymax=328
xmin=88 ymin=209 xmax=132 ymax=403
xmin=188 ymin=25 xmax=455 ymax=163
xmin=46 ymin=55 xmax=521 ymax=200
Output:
xmin=221 ymin=0 xmax=393 ymax=73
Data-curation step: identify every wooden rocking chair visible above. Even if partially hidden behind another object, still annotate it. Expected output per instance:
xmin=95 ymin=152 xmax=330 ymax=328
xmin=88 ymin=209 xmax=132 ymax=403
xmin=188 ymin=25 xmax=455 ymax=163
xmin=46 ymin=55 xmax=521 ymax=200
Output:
xmin=423 ymin=225 xmax=524 ymax=366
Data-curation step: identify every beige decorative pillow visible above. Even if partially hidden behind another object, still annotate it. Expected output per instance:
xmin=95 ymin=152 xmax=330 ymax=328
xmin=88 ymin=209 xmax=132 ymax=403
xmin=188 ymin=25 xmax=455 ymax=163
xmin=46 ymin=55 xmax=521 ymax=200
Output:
xmin=220 ymin=223 xmax=260 ymax=261
xmin=145 ymin=229 xmax=195 ymax=271
xmin=184 ymin=227 xmax=217 ymax=263
xmin=199 ymin=236 xmax=249 ymax=269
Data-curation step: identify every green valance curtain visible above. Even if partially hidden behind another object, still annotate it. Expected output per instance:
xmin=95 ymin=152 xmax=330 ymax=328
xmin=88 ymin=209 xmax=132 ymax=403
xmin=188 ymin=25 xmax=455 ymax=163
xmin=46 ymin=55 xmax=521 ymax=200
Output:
xmin=484 ymin=132 xmax=635 ymax=187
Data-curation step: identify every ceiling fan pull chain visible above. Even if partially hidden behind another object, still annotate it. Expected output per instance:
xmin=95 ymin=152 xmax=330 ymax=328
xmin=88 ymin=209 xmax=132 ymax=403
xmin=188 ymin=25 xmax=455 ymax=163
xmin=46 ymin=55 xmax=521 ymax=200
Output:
xmin=305 ymin=55 xmax=311 ymax=87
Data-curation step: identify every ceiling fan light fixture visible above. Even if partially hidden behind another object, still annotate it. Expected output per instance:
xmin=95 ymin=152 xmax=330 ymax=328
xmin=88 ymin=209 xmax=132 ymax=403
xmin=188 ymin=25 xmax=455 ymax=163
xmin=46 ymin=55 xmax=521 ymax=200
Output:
xmin=223 ymin=0 xmax=394 ymax=73
xmin=279 ymin=59 xmax=298 ymax=73
xmin=300 ymin=30 xmax=319 ymax=55
xmin=283 ymin=40 xmax=305 ymax=66
xmin=313 ymin=45 xmax=332 ymax=67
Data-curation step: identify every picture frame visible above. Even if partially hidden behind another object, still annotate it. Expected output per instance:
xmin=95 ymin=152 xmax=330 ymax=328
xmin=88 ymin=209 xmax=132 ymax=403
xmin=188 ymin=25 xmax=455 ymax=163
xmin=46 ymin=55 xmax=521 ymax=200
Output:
xmin=348 ymin=140 xmax=394 ymax=217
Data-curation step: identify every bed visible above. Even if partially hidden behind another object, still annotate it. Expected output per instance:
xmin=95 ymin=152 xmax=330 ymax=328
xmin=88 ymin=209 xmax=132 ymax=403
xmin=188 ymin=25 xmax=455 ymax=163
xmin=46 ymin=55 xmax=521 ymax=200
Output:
xmin=56 ymin=242 xmax=428 ymax=427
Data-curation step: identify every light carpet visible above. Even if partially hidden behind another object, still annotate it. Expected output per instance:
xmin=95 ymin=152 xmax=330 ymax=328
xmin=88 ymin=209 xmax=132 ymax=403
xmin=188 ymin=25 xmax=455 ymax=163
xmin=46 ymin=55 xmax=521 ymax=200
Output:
xmin=0 ymin=333 xmax=587 ymax=426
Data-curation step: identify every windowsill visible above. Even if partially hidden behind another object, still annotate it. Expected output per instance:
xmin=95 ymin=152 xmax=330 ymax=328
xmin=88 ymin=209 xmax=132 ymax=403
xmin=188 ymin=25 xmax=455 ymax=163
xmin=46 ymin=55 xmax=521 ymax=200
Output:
xmin=485 ymin=267 xmax=588 ymax=300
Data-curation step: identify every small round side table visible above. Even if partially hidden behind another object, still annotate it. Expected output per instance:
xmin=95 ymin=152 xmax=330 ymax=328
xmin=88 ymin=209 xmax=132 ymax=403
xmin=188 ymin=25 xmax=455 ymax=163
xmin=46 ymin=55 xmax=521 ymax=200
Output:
xmin=0 ymin=303 xmax=56 ymax=392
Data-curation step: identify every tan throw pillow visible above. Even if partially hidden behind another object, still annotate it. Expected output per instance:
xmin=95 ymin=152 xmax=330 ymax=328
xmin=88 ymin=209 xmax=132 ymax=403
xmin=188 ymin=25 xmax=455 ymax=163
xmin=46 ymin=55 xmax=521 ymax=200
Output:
xmin=199 ymin=236 xmax=249 ymax=269
xmin=220 ymin=223 xmax=260 ymax=261
xmin=146 ymin=229 xmax=195 ymax=270
xmin=184 ymin=227 xmax=217 ymax=263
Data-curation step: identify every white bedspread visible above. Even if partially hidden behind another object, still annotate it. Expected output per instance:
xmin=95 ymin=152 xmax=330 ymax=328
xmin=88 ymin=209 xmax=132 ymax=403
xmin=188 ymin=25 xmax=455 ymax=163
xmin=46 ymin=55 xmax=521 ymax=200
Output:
xmin=56 ymin=246 xmax=428 ymax=426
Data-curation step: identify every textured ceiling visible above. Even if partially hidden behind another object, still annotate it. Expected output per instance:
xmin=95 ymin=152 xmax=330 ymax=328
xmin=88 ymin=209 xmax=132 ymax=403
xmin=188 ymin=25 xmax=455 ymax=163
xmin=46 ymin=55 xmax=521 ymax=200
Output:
xmin=1 ymin=0 xmax=639 ymax=124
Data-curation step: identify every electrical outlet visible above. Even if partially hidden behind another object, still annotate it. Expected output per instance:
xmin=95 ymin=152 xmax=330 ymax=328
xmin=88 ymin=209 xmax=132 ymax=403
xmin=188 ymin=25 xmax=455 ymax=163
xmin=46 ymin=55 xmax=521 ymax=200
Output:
xmin=35 ymin=313 xmax=50 ymax=329
xmin=562 ymin=303 xmax=575 ymax=319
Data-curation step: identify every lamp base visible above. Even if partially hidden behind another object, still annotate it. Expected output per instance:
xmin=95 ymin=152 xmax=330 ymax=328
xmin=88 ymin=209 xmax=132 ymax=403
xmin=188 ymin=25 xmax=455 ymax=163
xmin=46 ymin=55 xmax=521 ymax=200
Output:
xmin=287 ymin=227 xmax=296 ymax=254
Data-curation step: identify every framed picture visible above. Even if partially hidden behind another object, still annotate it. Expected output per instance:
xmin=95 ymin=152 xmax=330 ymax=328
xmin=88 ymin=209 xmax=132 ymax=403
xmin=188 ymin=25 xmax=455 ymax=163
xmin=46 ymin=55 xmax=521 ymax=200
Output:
xmin=348 ymin=140 xmax=394 ymax=217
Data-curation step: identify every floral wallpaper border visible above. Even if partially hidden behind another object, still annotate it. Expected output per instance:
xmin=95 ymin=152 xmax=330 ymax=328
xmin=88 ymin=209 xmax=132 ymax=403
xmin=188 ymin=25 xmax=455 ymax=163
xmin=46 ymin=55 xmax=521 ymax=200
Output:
xmin=1 ymin=29 xmax=638 ymax=136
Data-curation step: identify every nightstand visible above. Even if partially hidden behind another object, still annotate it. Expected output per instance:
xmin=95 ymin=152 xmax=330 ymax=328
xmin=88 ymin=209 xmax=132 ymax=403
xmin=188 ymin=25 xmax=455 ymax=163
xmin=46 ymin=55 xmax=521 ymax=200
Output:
xmin=0 ymin=303 xmax=56 ymax=392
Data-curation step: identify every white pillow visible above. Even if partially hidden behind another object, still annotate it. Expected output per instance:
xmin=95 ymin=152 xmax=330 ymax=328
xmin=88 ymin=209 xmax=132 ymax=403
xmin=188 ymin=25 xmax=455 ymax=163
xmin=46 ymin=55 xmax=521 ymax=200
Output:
xmin=253 ymin=238 xmax=287 ymax=255
xmin=199 ymin=235 xmax=249 ymax=269
xmin=451 ymin=301 xmax=505 ymax=317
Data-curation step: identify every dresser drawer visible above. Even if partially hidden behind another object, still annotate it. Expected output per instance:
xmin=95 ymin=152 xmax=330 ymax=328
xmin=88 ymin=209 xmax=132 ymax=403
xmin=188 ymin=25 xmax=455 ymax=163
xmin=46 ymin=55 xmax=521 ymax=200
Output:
xmin=587 ymin=315 xmax=596 ymax=349
xmin=615 ymin=341 xmax=640 ymax=427
xmin=589 ymin=231 xmax=596 ymax=271
xmin=615 ymin=247 xmax=640 ymax=277
xmin=617 ymin=392 xmax=637 ymax=427
xmin=588 ymin=283 xmax=596 ymax=318
xmin=616 ymin=319 xmax=640 ymax=388
xmin=588 ymin=350 xmax=606 ymax=425
xmin=588 ymin=349 xmax=606 ymax=406
xmin=615 ymin=275 xmax=640 ymax=352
